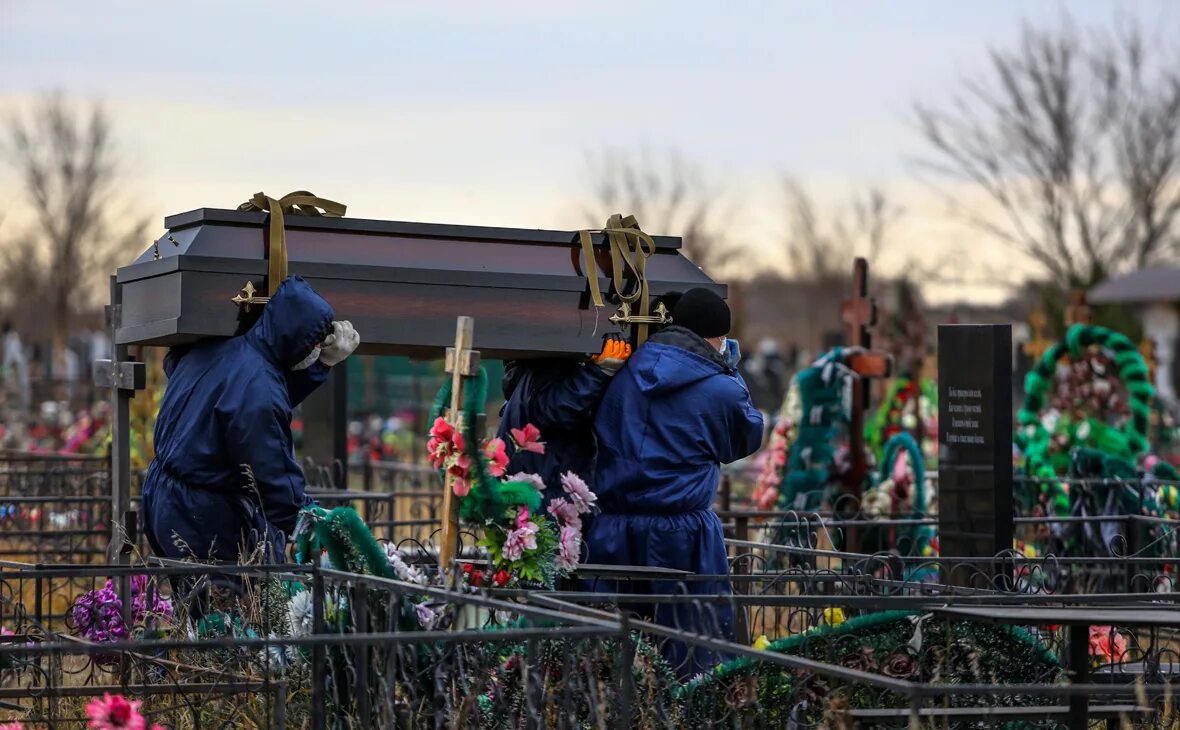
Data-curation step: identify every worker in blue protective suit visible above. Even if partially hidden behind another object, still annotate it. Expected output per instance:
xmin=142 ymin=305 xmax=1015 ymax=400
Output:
xmin=496 ymin=333 xmax=632 ymax=509
xmin=142 ymin=276 xmax=360 ymax=565
xmin=586 ymin=287 xmax=765 ymax=678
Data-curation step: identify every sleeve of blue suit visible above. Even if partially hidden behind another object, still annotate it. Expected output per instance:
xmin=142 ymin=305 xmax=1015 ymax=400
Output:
xmin=218 ymin=376 xmax=308 ymax=537
xmin=522 ymin=364 xmax=612 ymax=431
xmin=716 ymin=373 xmax=766 ymax=464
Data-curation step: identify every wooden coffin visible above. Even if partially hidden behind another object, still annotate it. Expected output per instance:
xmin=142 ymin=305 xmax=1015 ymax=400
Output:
xmin=115 ymin=208 xmax=722 ymax=358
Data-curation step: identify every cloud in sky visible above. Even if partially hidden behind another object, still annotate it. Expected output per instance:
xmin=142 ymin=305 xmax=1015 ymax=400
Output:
xmin=1 ymin=0 xmax=1176 ymax=303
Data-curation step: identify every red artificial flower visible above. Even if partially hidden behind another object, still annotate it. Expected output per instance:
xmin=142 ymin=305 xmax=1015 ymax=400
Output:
xmin=493 ymin=570 xmax=511 ymax=587
xmin=470 ymin=570 xmax=484 ymax=587
xmin=429 ymin=417 xmax=455 ymax=442
xmin=484 ymin=438 xmax=510 ymax=477
xmin=461 ymin=562 xmax=474 ymax=574
xmin=509 ymin=424 xmax=546 ymax=455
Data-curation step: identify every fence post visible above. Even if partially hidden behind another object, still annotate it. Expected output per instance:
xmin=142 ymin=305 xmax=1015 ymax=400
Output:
xmin=524 ymin=635 xmax=542 ymax=730
xmin=274 ymin=678 xmax=288 ymax=730
xmin=616 ymin=615 xmax=635 ymax=729
xmin=310 ymin=568 xmax=326 ymax=730
xmin=353 ymin=583 xmax=371 ymax=727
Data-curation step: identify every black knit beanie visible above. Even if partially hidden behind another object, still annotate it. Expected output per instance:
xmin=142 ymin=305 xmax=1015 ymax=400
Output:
xmin=671 ymin=288 xmax=730 ymax=339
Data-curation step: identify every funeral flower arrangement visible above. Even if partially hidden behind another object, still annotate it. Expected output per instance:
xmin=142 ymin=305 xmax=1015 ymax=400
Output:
xmin=428 ymin=417 xmax=593 ymax=587
xmin=70 ymin=575 xmax=173 ymax=665
xmin=681 ymin=610 xmax=1062 ymax=726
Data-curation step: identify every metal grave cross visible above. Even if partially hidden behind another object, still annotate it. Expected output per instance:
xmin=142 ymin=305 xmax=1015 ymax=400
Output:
xmin=1023 ymin=307 xmax=1053 ymax=362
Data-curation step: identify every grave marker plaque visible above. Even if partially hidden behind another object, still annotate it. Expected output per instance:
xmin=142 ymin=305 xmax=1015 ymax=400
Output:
xmin=937 ymin=324 xmax=1013 ymax=587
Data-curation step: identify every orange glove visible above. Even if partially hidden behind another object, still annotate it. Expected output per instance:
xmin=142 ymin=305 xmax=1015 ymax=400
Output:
xmin=590 ymin=333 xmax=632 ymax=376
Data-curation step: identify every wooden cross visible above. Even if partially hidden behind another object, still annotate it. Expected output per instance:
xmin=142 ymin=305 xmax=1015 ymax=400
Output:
xmin=840 ymin=258 xmax=893 ymax=492
xmin=1023 ymin=307 xmax=1053 ymax=362
xmin=438 ymin=316 xmax=479 ymax=579
xmin=1064 ymin=289 xmax=1092 ymax=327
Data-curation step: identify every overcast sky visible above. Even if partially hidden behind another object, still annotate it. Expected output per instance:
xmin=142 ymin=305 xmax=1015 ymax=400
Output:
xmin=2 ymin=1 xmax=1177 ymax=303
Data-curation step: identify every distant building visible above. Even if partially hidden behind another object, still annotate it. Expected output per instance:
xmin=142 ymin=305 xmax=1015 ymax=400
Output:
xmin=1090 ymin=266 xmax=1180 ymax=409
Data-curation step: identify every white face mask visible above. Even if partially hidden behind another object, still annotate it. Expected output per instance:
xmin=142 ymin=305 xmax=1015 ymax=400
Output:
xmin=291 ymin=345 xmax=321 ymax=371
xmin=717 ymin=337 xmax=728 ymax=354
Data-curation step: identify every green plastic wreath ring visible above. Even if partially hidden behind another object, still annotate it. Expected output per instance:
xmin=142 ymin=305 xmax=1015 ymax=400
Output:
xmin=1017 ymin=323 xmax=1154 ymax=459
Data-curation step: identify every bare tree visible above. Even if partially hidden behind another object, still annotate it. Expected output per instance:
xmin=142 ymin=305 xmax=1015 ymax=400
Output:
xmin=584 ymin=147 xmax=742 ymax=276
xmin=914 ymin=18 xmax=1180 ymax=287
xmin=3 ymin=92 xmax=148 ymax=366
xmin=781 ymin=177 xmax=903 ymax=283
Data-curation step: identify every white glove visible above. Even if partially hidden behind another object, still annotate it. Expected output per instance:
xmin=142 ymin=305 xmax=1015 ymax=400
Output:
xmin=318 ymin=320 xmax=359 ymax=367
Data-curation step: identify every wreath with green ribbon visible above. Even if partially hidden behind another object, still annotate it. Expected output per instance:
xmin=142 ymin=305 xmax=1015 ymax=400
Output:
xmin=680 ymin=610 xmax=1061 ymax=728
xmin=867 ymin=376 xmax=937 ymax=466
xmin=777 ymin=348 xmax=855 ymax=514
xmin=1017 ymin=324 xmax=1154 ymax=478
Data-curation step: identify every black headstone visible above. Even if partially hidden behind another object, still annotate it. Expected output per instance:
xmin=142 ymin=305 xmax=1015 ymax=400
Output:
xmin=937 ymin=324 xmax=1013 ymax=588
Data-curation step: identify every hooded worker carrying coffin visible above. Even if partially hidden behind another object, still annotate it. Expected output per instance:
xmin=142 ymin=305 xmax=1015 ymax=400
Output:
xmin=113 ymin=193 xmax=722 ymax=358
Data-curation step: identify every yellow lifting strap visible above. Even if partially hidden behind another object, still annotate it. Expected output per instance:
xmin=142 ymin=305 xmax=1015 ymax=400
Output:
xmin=577 ymin=214 xmax=658 ymax=344
xmin=239 ymin=191 xmax=347 ymax=296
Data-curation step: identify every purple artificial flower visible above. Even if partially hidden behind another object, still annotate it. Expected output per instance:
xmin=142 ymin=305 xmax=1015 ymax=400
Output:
xmin=556 ymin=525 xmax=581 ymax=571
xmin=547 ymin=498 xmax=581 ymax=530
xmin=559 ymin=472 xmax=597 ymax=514
xmin=502 ymin=521 xmax=540 ymax=561
xmin=509 ymin=472 xmax=546 ymax=493
xmin=415 ymin=602 xmax=441 ymax=630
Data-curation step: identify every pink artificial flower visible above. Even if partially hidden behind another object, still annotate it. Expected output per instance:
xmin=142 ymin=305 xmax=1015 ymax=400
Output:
xmin=509 ymin=472 xmax=546 ymax=493
xmin=502 ymin=521 xmax=540 ymax=561
xmin=515 ymin=506 xmax=530 ymax=529
xmin=447 ymin=453 xmax=472 ymax=480
xmin=891 ymin=451 xmax=911 ymax=486
xmin=484 ymin=438 xmax=510 ymax=477
xmin=86 ymin=692 xmax=146 ymax=730
xmin=754 ymin=485 xmax=778 ymax=512
xmin=547 ymin=498 xmax=582 ymax=530
xmin=560 ymin=472 xmax=597 ymax=514
xmin=0 ymin=626 xmax=13 ymax=636
xmin=509 ymin=424 xmax=546 ymax=455
xmin=0 ymin=723 xmax=24 ymax=730
xmin=452 ymin=431 xmax=466 ymax=454
xmin=556 ymin=525 xmax=581 ymax=570
xmin=770 ymin=448 xmax=787 ymax=468
xmin=1089 ymin=626 xmax=1128 ymax=663
xmin=451 ymin=476 xmax=470 ymax=497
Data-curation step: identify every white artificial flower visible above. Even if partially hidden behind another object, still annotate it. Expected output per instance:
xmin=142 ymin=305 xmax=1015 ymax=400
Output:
xmin=287 ymin=591 xmax=314 ymax=637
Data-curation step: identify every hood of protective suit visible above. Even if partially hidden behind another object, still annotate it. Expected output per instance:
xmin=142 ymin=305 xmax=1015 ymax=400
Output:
xmin=245 ymin=276 xmax=335 ymax=369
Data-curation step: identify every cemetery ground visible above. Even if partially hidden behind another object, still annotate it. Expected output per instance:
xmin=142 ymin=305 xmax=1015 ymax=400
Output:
xmin=2 ymin=452 xmax=1179 ymax=729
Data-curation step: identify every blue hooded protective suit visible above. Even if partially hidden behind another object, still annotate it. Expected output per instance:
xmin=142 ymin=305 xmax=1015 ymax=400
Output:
xmin=142 ymin=276 xmax=334 ymax=563
xmin=586 ymin=325 xmax=764 ymax=676
xmin=496 ymin=360 xmax=611 ymax=507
